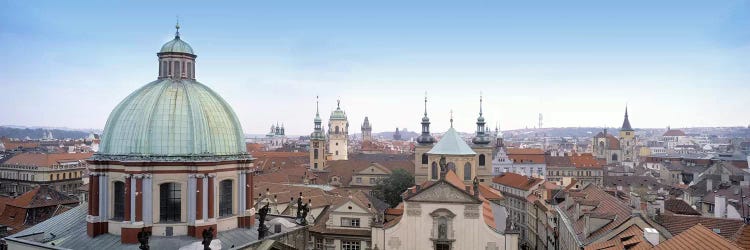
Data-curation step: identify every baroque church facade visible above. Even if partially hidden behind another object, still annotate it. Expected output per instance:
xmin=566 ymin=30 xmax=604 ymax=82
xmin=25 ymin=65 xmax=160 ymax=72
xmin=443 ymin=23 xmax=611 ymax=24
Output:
xmin=414 ymin=95 xmax=496 ymax=184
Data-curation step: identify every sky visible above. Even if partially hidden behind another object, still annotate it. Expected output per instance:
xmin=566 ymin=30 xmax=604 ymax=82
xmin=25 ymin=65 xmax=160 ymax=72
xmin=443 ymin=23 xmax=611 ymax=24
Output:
xmin=1 ymin=1 xmax=749 ymax=135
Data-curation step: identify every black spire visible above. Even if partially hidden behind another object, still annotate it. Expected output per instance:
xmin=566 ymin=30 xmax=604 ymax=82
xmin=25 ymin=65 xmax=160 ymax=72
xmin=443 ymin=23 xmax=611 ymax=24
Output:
xmin=416 ymin=93 xmax=436 ymax=144
xmin=472 ymin=93 xmax=491 ymax=145
xmin=621 ymin=105 xmax=634 ymax=131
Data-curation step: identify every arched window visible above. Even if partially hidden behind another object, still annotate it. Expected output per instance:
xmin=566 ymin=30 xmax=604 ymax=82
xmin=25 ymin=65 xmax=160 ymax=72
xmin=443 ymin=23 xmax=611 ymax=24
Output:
xmin=431 ymin=162 xmax=438 ymax=180
xmin=336 ymin=151 xmax=339 ymax=156
xmin=446 ymin=162 xmax=456 ymax=173
xmin=219 ymin=180 xmax=233 ymax=217
xmin=159 ymin=183 xmax=181 ymax=222
xmin=479 ymin=154 xmax=486 ymax=167
xmin=314 ymin=149 xmax=319 ymax=159
xmin=49 ymin=174 xmax=53 ymax=180
xmin=599 ymin=141 xmax=605 ymax=149
xmin=612 ymin=154 xmax=618 ymax=161
xmin=464 ymin=163 xmax=472 ymax=180
xmin=422 ymin=154 xmax=428 ymax=165
xmin=335 ymin=126 xmax=340 ymax=134
xmin=113 ymin=181 xmax=125 ymax=220
xmin=63 ymin=173 xmax=67 ymax=179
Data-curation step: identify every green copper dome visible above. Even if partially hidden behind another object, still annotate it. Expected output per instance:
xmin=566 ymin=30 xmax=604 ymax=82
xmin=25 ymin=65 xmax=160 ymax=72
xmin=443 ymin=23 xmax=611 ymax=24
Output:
xmin=160 ymin=36 xmax=194 ymax=54
xmin=330 ymin=100 xmax=347 ymax=120
xmin=99 ymin=79 xmax=247 ymax=157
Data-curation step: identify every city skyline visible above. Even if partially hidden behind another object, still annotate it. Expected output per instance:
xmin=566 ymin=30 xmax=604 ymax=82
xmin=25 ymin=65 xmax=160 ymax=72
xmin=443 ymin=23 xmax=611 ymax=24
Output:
xmin=2 ymin=1 xmax=749 ymax=134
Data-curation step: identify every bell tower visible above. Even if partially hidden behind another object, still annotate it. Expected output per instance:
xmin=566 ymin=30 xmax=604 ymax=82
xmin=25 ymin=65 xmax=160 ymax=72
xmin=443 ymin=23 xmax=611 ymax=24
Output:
xmin=328 ymin=99 xmax=349 ymax=160
xmin=310 ymin=97 xmax=327 ymax=170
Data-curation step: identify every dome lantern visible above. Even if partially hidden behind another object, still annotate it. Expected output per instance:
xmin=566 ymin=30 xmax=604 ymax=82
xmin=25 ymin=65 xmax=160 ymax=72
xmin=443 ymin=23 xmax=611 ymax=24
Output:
xmin=157 ymin=23 xmax=196 ymax=80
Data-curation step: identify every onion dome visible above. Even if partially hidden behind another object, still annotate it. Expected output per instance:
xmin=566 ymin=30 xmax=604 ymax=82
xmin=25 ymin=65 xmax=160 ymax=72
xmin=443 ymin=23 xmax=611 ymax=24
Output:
xmin=417 ymin=94 xmax=436 ymax=144
xmin=472 ymin=94 xmax=491 ymax=145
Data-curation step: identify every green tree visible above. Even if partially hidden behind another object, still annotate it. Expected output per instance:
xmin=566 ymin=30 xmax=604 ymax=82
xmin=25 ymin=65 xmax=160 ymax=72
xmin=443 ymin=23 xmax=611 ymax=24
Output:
xmin=373 ymin=169 xmax=415 ymax=208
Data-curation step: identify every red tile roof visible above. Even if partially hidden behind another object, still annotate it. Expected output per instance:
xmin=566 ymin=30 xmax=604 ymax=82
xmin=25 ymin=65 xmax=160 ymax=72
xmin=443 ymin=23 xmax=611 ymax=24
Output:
xmin=570 ymin=153 xmax=603 ymax=168
xmin=732 ymin=224 xmax=750 ymax=249
xmin=584 ymin=224 xmax=652 ymax=250
xmin=492 ymin=172 xmax=544 ymax=191
xmin=562 ymin=185 xmax=633 ymax=242
xmin=655 ymin=214 xmax=744 ymax=240
xmin=654 ymin=224 xmax=741 ymax=250
xmin=506 ymin=148 xmax=546 ymax=164
xmin=663 ymin=129 xmax=687 ymax=137
xmin=4 ymin=152 xmax=93 ymax=167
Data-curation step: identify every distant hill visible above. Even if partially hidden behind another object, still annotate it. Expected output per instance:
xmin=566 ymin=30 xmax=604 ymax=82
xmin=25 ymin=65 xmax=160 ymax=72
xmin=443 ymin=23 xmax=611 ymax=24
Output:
xmin=0 ymin=126 xmax=91 ymax=140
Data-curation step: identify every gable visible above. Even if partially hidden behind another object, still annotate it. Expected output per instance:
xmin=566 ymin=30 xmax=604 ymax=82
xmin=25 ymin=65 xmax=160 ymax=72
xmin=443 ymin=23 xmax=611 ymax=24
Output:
xmin=332 ymin=200 xmax=370 ymax=214
xmin=358 ymin=164 xmax=390 ymax=175
xmin=407 ymin=182 xmax=480 ymax=203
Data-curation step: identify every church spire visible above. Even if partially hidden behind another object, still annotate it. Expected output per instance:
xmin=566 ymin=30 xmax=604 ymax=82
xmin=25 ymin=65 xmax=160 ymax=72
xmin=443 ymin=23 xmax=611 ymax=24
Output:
xmin=472 ymin=93 xmax=491 ymax=145
xmin=621 ymin=105 xmax=633 ymax=131
xmin=416 ymin=92 xmax=435 ymax=144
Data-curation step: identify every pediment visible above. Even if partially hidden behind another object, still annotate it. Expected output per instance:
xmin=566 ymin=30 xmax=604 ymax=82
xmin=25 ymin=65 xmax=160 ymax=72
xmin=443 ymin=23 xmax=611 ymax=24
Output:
xmin=407 ymin=181 xmax=480 ymax=203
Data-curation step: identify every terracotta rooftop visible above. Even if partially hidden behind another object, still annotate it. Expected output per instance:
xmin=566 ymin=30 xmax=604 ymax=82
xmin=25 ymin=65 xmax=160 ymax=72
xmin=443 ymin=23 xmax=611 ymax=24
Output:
xmin=662 ymin=129 xmax=687 ymax=137
xmin=562 ymin=185 xmax=633 ymax=242
xmin=570 ymin=153 xmax=602 ymax=168
xmin=3 ymin=152 xmax=92 ymax=167
xmin=655 ymin=214 xmax=744 ymax=240
xmin=506 ymin=148 xmax=546 ymax=164
xmin=584 ymin=224 xmax=652 ymax=250
xmin=492 ymin=172 xmax=544 ymax=191
xmin=732 ymin=224 xmax=750 ymax=250
xmin=654 ymin=224 xmax=741 ymax=250
xmin=663 ymin=199 xmax=700 ymax=216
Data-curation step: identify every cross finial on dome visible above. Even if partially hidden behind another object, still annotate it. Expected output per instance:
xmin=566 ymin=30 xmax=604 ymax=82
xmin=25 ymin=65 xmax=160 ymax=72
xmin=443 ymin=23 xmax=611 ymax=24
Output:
xmin=424 ymin=91 xmax=428 ymax=116
xmin=450 ymin=109 xmax=454 ymax=127
xmin=175 ymin=16 xmax=181 ymax=38
xmin=337 ymin=99 xmax=341 ymax=109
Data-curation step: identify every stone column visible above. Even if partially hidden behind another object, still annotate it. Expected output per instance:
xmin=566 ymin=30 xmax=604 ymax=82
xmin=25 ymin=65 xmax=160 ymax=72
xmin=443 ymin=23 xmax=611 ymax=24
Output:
xmin=187 ymin=174 xmax=196 ymax=225
xmin=202 ymin=175 xmax=208 ymax=220
xmin=196 ymin=174 xmax=204 ymax=221
xmin=143 ymin=174 xmax=152 ymax=226
xmin=87 ymin=172 xmax=108 ymax=237
xmin=124 ymin=175 xmax=132 ymax=222
xmin=207 ymin=174 xmax=215 ymax=219
xmin=134 ymin=174 xmax=143 ymax=222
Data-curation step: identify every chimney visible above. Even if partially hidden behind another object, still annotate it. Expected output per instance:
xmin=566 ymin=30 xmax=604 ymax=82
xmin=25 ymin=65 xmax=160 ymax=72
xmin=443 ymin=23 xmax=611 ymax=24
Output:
xmin=630 ymin=192 xmax=640 ymax=209
xmin=655 ymin=196 xmax=665 ymax=216
xmin=707 ymin=179 xmax=713 ymax=192
xmin=644 ymin=228 xmax=659 ymax=246
xmin=575 ymin=203 xmax=581 ymax=220
xmin=715 ymin=195 xmax=726 ymax=218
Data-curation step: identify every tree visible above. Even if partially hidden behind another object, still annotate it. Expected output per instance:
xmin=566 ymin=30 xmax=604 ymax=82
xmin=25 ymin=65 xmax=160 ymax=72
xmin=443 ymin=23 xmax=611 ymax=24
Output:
xmin=373 ymin=169 xmax=415 ymax=208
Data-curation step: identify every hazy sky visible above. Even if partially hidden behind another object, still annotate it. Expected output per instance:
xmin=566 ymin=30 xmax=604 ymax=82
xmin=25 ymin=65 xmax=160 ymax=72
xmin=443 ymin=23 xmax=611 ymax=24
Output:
xmin=2 ymin=1 xmax=749 ymax=135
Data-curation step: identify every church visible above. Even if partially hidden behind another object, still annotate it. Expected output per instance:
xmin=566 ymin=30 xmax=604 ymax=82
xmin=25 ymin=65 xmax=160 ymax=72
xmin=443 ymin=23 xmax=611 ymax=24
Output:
xmin=414 ymin=95 xmax=496 ymax=184
xmin=592 ymin=107 xmax=637 ymax=164
xmin=82 ymin=24 xmax=257 ymax=243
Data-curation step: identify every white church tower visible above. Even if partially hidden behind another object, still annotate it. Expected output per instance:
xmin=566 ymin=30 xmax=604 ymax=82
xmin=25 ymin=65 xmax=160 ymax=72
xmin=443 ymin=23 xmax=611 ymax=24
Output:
xmin=328 ymin=99 xmax=349 ymax=160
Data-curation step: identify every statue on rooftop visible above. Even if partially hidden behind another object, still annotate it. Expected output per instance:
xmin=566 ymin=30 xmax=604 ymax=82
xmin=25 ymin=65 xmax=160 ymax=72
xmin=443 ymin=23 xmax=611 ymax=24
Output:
xmin=137 ymin=228 xmax=150 ymax=250
xmin=258 ymin=203 xmax=270 ymax=239
xmin=201 ymin=227 xmax=214 ymax=250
